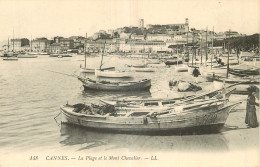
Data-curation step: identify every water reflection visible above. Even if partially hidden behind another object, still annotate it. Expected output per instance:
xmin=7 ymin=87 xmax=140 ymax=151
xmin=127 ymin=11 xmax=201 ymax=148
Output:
xmin=60 ymin=124 xmax=229 ymax=152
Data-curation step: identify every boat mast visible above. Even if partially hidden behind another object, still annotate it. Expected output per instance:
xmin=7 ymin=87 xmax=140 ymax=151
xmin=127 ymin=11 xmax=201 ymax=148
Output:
xmin=30 ymin=35 xmax=32 ymax=52
xmin=226 ymin=29 xmax=230 ymax=79
xmin=186 ymin=26 xmax=189 ymax=65
xmin=205 ymin=26 xmax=208 ymax=65
xmin=84 ymin=33 xmax=87 ymax=68
xmin=200 ymin=33 xmax=202 ymax=64
xmin=8 ymin=37 xmax=9 ymax=52
xmin=211 ymin=26 xmax=214 ymax=69
xmin=99 ymin=39 xmax=106 ymax=70
xmin=12 ymin=28 xmax=14 ymax=52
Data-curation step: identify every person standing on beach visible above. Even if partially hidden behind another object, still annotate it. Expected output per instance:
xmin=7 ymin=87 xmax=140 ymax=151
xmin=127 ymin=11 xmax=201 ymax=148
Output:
xmin=245 ymin=86 xmax=259 ymax=128
xmin=192 ymin=67 xmax=200 ymax=83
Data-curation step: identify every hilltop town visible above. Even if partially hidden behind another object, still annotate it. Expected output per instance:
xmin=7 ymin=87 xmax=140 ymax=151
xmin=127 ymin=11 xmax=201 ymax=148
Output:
xmin=1 ymin=18 xmax=253 ymax=54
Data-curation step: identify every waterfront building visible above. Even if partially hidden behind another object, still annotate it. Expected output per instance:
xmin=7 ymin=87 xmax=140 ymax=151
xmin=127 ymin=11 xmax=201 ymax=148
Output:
xmin=86 ymin=39 xmax=117 ymax=53
xmin=31 ymin=38 xmax=50 ymax=52
xmin=129 ymin=40 xmax=169 ymax=53
xmin=49 ymin=43 xmax=61 ymax=53
xmin=59 ymin=38 xmax=74 ymax=52
xmin=118 ymin=39 xmax=169 ymax=53
xmin=119 ymin=39 xmax=130 ymax=53
xmin=10 ymin=38 xmax=30 ymax=52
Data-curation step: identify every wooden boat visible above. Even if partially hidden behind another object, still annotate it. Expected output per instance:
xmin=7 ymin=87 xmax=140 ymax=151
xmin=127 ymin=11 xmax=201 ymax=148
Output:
xmin=126 ymin=63 xmax=147 ymax=68
xmin=80 ymin=67 xmax=115 ymax=73
xmin=95 ymin=69 xmax=134 ymax=78
xmin=164 ymin=59 xmax=183 ymax=65
xmin=77 ymin=76 xmax=151 ymax=91
xmin=17 ymin=54 xmax=38 ymax=58
xmin=100 ymin=87 xmax=236 ymax=109
xmin=60 ymin=100 xmax=241 ymax=133
xmin=131 ymin=67 xmax=155 ymax=72
xmin=228 ymin=64 xmax=259 ymax=77
xmin=3 ymin=57 xmax=18 ymax=61
xmin=50 ymin=54 xmax=72 ymax=57
xmin=145 ymin=59 xmax=161 ymax=64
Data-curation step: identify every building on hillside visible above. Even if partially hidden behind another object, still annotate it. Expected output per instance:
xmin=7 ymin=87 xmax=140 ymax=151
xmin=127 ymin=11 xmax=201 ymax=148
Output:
xmin=119 ymin=32 xmax=131 ymax=39
xmin=131 ymin=34 xmax=145 ymax=40
xmin=224 ymin=31 xmax=239 ymax=38
xmin=9 ymin=38 xmax=30 ymax=52
xmin=31 ymin=38 xmax=50 ymax=52
xmin=107 ymin=29 xmax=115 ymax=37
xmin=146 ymin=34 xmax=173 ymax=42
xmin=215 ymin=32 xmax=226 ymax=41
xmin=99 ymin=30 xmax=106 ymax=34
xmin=148 ymin=18 xmax=189 ymax=35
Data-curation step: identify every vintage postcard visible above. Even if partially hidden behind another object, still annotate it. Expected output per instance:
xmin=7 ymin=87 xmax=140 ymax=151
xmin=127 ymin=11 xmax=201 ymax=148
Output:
xmin=0 ymin=0 xmax=259 ymax=166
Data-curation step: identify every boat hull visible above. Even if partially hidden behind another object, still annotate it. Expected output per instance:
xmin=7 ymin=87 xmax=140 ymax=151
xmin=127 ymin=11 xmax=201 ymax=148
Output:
xmin=79 ymin=78 xmax=151 ymax=91
xmin=60 ymin=103 xmax=238 ymax=133
xmin=165 ymin=60 xmax=183 ymax=65
xmin=80 ymin=67 xmax=115 ymax=73
xmin=95 ymin=69 xmax=134 ymax=78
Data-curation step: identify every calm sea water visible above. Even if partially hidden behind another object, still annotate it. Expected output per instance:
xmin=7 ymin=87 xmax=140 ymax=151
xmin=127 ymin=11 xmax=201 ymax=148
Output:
xmin=0 ymin=55 xmax=257 ymax=153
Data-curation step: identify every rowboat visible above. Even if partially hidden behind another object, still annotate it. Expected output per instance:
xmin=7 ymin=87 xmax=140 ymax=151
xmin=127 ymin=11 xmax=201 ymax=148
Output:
xmin=126 ymin=63 xmax=147 ymax=68
xmin=100 ymin=87 xmax=236 ymax=109
xmin=3 ymin=57 xmax=18 ymax=61
xmin=50 ymin=54 xmax=72 ymax=57
xmin=77 ymin=76 xmax=151 ymax=91
xmin=80 ymin=67 xmax=115 ymax=73
xmin=95 ymin=69 xmax=134 ymax=78
xmin=17 ymin=54 xmax=38 ymax=58
xmin=131 ymin=67 xmax=155 ymax=72
xmin=228 ymin=64 xmax=259 ymax=77
xmin=164 ymin=59 xmax=183 ymax=65
xmin=60 ymin=100 xmax=241 ymax=133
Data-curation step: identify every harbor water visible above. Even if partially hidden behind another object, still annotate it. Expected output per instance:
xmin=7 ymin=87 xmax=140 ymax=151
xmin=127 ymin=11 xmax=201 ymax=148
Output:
xmin=0 ymin=55 xmax=258 ymax=154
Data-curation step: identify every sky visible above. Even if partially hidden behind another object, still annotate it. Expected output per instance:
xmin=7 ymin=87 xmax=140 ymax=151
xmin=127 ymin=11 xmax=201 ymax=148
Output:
xmin=0 ymin=0 xmax=259 ymax=41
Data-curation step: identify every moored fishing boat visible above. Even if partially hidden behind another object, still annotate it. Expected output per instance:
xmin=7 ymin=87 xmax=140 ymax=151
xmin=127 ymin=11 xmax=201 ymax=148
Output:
xmin=60 ymin=100 xmax=241 ymax=133
xmin=3 ymin=56 xmax=18 ymax=61
xmin=17 ymin=54 xmax=38 ymax=58
xmin=164 ymin=58 xmax=183 ymax=65
xmin=100 ymin=86 xmax=236 ymax=109
xmin=95 ymin=69 xmax=134 ymax=78
xmin=80 ymin=67 xmax=115 ymax=73
xmin=77 ymin=76 xmax=151 ymax=91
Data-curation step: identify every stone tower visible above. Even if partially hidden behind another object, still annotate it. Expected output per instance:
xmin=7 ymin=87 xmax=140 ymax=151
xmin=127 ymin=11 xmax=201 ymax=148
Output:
xmin=139 ymin=19 xmax=144 ymax=28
